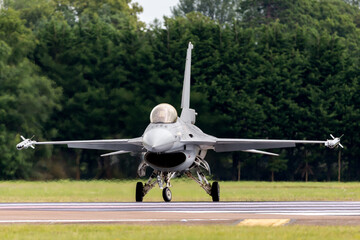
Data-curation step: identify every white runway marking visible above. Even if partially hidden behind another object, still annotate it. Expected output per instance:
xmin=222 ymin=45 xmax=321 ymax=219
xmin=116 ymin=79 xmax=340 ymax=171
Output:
xmin=162 ymin=211 xmax=360 ymax=216
xmin=0 ymin=219 xmax=230 ymax=224
xmin=0 ymin=219 xmax=169 ymax=224
xmin=0 ymin=202 xmax=360 ymax=216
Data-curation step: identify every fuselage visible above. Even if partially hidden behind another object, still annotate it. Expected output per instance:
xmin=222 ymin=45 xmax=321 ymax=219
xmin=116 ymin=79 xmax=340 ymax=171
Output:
xmin=142 ymin=109 xmax=212 ymax=172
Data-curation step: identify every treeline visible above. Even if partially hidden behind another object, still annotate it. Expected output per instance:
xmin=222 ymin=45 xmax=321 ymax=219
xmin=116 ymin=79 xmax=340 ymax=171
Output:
xmin=0 ymin=0 xmax=359 ymax=181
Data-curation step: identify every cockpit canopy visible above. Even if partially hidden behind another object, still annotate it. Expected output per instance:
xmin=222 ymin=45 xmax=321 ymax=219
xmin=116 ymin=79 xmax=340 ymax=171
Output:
xmin=150 ymin=103 xmax=178 ymax=123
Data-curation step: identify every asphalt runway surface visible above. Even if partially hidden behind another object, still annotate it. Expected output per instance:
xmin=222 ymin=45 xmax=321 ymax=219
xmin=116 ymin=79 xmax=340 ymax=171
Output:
xmin=1 ymin=202 xmax=360 ymax=225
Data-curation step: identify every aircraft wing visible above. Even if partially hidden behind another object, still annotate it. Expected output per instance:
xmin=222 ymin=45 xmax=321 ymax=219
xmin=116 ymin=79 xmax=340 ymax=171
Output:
xmin=17 ymin=137 xmax=144 ymax=152
xmin=212 ymin=138 xmax=326 ymax=152
xmin=181 ymin=138 xmax=327 ymax=152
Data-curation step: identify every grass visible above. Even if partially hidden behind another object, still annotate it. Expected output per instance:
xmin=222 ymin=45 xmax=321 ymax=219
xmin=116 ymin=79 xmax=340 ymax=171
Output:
xmin=0 ymin=180 xmax=360 ymax=202
xmin=0 ymin=225 xmax=359 ymax=240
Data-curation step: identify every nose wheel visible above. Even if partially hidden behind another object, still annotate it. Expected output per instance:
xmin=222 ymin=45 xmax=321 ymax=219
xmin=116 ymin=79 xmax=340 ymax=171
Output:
xmin=162 ymin=187 xmax=172 ymax=202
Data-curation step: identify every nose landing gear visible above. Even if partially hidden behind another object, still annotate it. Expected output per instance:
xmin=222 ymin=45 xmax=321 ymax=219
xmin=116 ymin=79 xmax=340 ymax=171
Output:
xmin=135 ymin=171 xmax=176 ymax=202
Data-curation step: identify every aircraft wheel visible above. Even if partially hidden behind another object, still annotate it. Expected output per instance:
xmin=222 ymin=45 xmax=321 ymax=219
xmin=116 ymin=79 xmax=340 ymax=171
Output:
xmin=136 ymin=182 xmax=144 ymax=202
xmin=211 ymin=182 xmax=220 ymax=202
xmin=162 ymin=187 xmax=172 ymax=202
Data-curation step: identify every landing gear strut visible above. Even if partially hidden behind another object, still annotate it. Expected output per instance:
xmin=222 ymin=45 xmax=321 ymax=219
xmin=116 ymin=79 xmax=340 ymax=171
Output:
xmin=186 ymin=157 xmax=220 ymax=202
xmin=135 ymin=155 xmax=219 ymax=202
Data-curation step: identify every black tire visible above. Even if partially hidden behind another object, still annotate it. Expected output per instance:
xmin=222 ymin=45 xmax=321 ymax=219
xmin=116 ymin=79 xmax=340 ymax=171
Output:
xmin=211 ymin=182 xmax=220 ymax=202
xmin=162 ymin=187 xmax=172 ymax=202
xmin=136 ymin=182 xmax=144 ymax=202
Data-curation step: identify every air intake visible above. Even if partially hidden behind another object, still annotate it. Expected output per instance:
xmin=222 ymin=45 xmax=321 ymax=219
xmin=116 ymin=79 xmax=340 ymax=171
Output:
xmin=145 ymin=152 xmax=186 ymax=168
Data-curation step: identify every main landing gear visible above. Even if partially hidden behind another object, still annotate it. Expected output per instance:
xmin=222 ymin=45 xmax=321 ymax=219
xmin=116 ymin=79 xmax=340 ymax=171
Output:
xmin=135 ymin=157 xmax=220 ymax=202
xmin=211 ymin=181 xmax=220 ymax=202
xmin=184 ymin=157 xmax=220 ymax=202
xmin=184 ymin=172 xmax=219 ymax=202
xmin=136 ymin=182 xmax=144 ymax=202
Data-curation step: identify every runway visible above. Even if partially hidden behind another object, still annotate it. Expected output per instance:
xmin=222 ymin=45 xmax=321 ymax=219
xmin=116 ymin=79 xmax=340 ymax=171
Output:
xmin=1 ymin=202 xmax=360 ymax=225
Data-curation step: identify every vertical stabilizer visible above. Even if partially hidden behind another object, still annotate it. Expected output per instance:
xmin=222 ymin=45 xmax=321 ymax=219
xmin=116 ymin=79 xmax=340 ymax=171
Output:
xmin=180 ymin=42 xmax=197 ymax=124
xmin=181 ymin=42 xmax=193 ymax=109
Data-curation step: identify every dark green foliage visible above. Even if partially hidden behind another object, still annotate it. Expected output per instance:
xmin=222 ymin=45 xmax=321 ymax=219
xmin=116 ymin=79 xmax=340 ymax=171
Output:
xmin=0 ymin=8 xmax=61 ymax=179
xmin=171 ymin=0 xmax=239 ymax=24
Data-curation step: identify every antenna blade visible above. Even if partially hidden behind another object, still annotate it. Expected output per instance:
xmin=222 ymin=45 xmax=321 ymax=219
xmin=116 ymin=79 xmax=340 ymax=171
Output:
xmin=181 ymin=42 xmax=193 ymax=109
xmin=330 ymin=134 xmax=335 ymax=139
xmin=21 ymin=136 xmax=26 ymax=141
xmin=339 ymin=143 xmax=344 ymax=148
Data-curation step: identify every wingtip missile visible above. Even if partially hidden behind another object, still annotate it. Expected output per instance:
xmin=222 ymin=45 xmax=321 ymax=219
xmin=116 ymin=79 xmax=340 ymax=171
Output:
xmin=325 ymin=134 xmax=344 ymax=149
xmin=16 ymin=135 xmax=36 ymax=150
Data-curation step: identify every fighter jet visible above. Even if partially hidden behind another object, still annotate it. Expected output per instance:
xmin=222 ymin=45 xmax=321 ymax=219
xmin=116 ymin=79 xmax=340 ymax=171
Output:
xmin=17 ymin=42 xmax=342 ymax=202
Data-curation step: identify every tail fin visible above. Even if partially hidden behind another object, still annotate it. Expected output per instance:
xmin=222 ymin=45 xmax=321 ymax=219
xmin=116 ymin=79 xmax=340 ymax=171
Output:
xmin=180 ymin=42 xmax=197 ymax=124
xmin=181 ymin=42 xmax=193 ymax=109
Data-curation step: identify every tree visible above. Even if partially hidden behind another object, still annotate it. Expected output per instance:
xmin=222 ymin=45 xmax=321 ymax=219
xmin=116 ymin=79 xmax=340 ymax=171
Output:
xmin=267 ymin=155 xmax=287 ymax=181
xmin=237 ymin=0 xmax=295 ymax=26
xmin=5 ymin=0 xmax=56 ymax=28
xmin=171 ymin=0 xmax=238 ymax=24
xmin=0 ymin=8 xmax=61 ymax=179
xmin=33 ymin=0 xmax=151 ymax=179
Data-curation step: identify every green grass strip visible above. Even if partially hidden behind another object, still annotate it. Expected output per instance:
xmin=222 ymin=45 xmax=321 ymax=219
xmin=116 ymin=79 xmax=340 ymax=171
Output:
xmin=1 ymin=180 xmax=360 ymax=202
xmin=0 ymin=225 xmax=359 ymax=240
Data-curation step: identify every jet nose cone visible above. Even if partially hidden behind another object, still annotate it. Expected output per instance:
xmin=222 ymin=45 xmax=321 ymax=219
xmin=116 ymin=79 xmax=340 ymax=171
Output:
xmin=143 ymin=128 xmax=175 ymax=152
